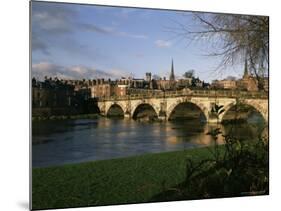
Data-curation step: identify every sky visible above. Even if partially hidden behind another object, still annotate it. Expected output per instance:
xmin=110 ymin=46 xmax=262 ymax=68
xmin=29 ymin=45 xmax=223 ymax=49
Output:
xmin=31 ymin=1 xmax=246 ymax=83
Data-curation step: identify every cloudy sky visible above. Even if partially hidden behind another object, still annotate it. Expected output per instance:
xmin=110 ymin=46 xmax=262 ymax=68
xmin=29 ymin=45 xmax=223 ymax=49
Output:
xmin=31 ymin=1 xmax=245 ymax=82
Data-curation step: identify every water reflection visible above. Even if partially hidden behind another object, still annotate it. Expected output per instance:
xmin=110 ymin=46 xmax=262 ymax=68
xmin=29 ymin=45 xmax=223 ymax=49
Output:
xmin=32 ymin=117 xmax=267 ymax=167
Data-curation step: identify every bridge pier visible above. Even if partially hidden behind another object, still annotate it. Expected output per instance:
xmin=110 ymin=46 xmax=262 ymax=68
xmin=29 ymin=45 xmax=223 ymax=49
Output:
xmin=204 ymin=112 xmax=221 ymax=123
xmin=100 ymin=112 xmax=106 ymax=117
xmin=158 ymin=115 xmax=166 ymax=121
xmin=158 ymin=111 xmax=167 ymax=121
xmin=124 ymin=112 xmax=131 ymax=119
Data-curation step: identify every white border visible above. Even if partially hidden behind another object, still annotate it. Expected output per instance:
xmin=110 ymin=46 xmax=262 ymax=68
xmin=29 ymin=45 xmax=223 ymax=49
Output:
xmin=1 ymin=0 xmax=280 ymax=211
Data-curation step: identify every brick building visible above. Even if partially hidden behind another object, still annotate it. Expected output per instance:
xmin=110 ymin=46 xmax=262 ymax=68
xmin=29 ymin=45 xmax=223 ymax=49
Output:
xmin=32 ymin=77 xmax=74 ymax=108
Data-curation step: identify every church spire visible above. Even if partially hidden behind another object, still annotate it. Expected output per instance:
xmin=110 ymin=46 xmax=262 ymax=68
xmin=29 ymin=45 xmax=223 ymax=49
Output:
xmin=243 ymin=59 xmax=249 ymax=78
xmin=170 ymin=58 xmax=175 ymax=81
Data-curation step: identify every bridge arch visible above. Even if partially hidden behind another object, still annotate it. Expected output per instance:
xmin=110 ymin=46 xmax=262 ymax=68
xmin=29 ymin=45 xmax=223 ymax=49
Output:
xmin=219 ymin=101 xmax=267 ymax=123
xmin=97 ymin=102 xmax=105 ymax=115
xmin=167 ymin=100 xmax=208 ymax=121
xmin=131 ymin=103 xmax=158 ymax=120
xmin=106 ymin=102 xmax=126 ymax=117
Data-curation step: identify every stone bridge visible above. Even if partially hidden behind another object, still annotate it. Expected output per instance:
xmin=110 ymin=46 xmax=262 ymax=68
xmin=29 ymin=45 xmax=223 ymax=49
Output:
xmin=96 ymin=89 xmax=268 ymax=123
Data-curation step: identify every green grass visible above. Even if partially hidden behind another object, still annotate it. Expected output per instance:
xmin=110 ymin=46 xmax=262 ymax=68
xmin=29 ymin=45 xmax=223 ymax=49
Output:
xmin=32 ymin=146 xmax=218 ymax=210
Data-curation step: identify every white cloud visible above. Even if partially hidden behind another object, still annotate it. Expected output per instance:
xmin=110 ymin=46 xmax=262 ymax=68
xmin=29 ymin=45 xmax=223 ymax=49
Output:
xmin=116 ymin=31 xmax=148 ymax=39
xmin=32 ymin=62 xmax=130 ymax=80
xmin=81 ymin=23 xmax=148 ymax=39
xmin=155 ymin=39 xmax=172 ymax=48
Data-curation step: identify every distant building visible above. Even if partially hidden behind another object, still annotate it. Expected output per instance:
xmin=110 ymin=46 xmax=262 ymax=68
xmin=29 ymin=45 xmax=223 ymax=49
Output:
xmin=76 ymin=87 xmax=91 ymax=101
xmin=236 ymin=60 xmax=259 ymax=91
xmin=32 ymin=77 xmax=75 ymax=108
xmin=32 ymin=77 xmax=80 ymax=117
xmin=156 ymin=78 xmax=171 ymax=90
xmin=262 ymin=77 xmax=269 ymax=92
xmin=212 ymin=79 xmax=237 ymax=90
xmin=131 ymin=78 xmax=145 ymax=89
xmin=146 ymin=72 xmax=152 ymax=82
xmin=192 ymin=77 xmax=204 ymax=88
xmin=116 ymin=84 xmax=129 ymax=96
xmin=176 ymin=78 xmax=193 ymax=89
xmin=90 ymin=83 xmax=115 ymax=98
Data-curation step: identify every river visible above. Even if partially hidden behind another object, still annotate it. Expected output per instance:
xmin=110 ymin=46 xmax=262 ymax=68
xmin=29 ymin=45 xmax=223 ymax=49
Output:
xmin=32 ymin=117 xmax=266 ymax=168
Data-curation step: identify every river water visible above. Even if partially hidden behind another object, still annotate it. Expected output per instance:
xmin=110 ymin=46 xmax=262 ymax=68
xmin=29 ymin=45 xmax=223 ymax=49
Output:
xmin=32 ymin=117 xmax=266 ymax=168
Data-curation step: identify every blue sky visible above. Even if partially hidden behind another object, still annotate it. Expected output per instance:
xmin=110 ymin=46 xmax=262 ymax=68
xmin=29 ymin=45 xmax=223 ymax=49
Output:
xmin=31 ymin=1 xmax=245 ymax=83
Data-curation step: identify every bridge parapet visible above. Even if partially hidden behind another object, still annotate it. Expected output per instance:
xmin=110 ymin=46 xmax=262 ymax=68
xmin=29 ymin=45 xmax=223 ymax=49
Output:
xmin=96 ymin=89 xmax=268 ymax=102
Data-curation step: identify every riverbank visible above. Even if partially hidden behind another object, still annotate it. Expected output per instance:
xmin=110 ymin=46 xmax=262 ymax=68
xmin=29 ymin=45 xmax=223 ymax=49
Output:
xmin=32 ymin=113 xmax=100 ymax=121
xmin=32 ymin=146 xmax=220 ymax=210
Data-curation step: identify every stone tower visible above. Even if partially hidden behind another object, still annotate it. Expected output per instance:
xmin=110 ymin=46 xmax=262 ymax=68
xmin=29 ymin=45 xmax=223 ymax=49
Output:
xmin=146 ymin=72 xmax=152 ymax=82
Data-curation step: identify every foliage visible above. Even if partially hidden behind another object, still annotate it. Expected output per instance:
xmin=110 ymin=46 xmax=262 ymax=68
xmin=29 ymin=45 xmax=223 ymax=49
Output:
xmin=180 ymin=130 xmax=268 ymax=199
xmin=207 ymin=103 xmax=225 ymax=121
xmin=173 ymin=13 xmax=268 ymax=88
xmin=183 ymin=69 xmax=195 ymax=78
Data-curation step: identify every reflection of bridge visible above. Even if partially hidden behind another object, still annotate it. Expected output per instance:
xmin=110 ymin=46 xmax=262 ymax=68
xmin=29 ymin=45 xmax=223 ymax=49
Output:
xmin=97 ymin=89 xmax=268 ymax=123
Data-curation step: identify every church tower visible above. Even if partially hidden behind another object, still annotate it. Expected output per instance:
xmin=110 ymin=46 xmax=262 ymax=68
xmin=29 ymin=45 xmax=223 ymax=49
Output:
xmin=243 ymin=59 xmax=249 ymax=78
xmin=169 ymin=59 xmax=175 ymax=81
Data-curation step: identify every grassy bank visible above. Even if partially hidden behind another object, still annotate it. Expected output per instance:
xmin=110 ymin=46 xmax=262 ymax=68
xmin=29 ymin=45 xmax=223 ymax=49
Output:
xmin=32 ymin=147 xmax=219 ymax=210
xmin=32 ymin=113 xmax=100 ymax=121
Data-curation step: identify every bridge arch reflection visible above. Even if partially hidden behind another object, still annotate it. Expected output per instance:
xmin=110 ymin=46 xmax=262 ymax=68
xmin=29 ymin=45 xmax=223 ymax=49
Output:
xmin=221 ymin=102 xmax=266 ymax=123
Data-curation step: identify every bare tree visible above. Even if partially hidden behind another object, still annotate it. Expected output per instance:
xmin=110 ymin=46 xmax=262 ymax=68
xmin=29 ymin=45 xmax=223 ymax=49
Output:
xmin=171 ymin=13 xmax=269 ymax=89
xmin=183 ymin=69 xmax=195 ymax=78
